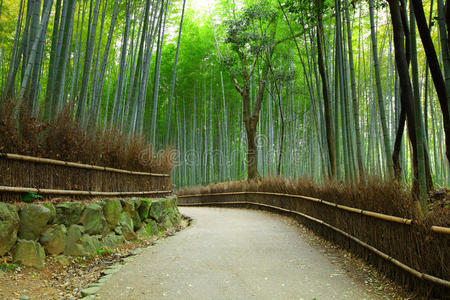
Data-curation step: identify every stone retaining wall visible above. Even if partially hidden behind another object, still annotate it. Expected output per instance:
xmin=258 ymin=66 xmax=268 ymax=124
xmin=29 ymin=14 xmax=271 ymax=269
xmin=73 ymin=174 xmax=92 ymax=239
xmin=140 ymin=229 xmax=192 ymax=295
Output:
xmin=0 ymin=196 xmax=181 ymax=269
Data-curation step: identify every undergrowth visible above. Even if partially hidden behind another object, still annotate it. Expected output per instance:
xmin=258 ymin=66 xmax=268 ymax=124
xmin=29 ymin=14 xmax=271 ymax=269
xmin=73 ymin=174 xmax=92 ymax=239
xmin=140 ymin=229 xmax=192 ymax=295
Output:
xmin=0 ymin=101 xmax=174 ymax=174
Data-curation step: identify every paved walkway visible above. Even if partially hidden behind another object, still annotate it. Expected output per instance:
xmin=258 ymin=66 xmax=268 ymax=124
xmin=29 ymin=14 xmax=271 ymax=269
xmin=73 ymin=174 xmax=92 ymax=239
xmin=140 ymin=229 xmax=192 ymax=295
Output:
xmin=96 ymin=207 xmax=380 ymax=299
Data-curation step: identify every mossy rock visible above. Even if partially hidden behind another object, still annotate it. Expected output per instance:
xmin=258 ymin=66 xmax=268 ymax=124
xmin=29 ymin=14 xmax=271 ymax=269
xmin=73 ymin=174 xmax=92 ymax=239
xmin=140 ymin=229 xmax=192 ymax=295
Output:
xmin=0 ymin=203 xmax=20 ymax=256
xmin=55 ymin=202 xmax=84 ymax=226
xmin=149 ymin=199 xmax=165 ymax=222
xmin=18 ymin=204 xmax=52 ymax=240
xmin=168 ymin=211 xmax=181 ymax=226
xmin=40 ymin=224 xmax=67 ymax=255
xmin=137 ymin=199 xmax=152 ymax=221
xmin=79 ymin=203 xmax=109 ymax=236
xmin=102 ymin=232 xmax=125 ymax=248
xmin=132 ymin=211 xmax=142 ymax=231
xmin=144 ymin=219 xmax=159 ymax=236
xmin=64 ymin=224 xmax=85 ymax=256
xmin=120 ymin=199 xmax=135 ymax=216
xmin=42 ymin=203 xmax=56 ymax=224
xmin=136 ymin=227 xmax=149 ymax=239
xmin=160 ymin=216 xmax=173 ymax=230
xmin=166 ymin=196 xmax=178 ymax=210
xmin=101 ymin=199 xmax=122 ymax=230
xmin=131 ymin=197 xmax=142 ymax=209
xmin=13 ymin=239 xmax=45 ymax=269
xmin=117 ymin=212 xmax=136 ymax=241
xmin=80 ymin=235 xmax=103 ymax=256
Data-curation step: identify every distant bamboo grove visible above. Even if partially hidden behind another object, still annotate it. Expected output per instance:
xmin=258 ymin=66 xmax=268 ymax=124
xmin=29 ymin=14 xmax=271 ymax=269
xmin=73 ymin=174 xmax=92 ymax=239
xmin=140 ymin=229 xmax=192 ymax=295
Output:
xmin=0 ymin=0 xmax=450 ymax=211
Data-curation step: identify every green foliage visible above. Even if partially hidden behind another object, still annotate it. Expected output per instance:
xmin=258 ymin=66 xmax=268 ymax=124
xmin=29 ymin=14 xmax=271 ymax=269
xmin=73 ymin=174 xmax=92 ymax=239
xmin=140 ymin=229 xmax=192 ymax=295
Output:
xmin=284 ymin=0 xmax=334 ymax=24
xmin=96 ymin=248 xmax=113 ymax=257
xmin=223 ymin=1 xmax=278 ymax=58
xmin=0 ymin=261 xmax=19 ymax=272
xmin=22 ymin=192 xmax=43 ymax=203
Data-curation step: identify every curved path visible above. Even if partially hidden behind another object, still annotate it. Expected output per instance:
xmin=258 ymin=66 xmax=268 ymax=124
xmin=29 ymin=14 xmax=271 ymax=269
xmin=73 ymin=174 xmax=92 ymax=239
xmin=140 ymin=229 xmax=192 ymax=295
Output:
xmin=96 ymin=207 xmax=382 ymax=299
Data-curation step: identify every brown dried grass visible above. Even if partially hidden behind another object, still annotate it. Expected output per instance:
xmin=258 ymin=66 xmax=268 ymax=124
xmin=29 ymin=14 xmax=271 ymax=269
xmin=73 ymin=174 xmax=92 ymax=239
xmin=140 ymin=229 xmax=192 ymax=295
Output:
xmin=178 ymin=177 xmax=418 ymax=218
xmin=179 ymin=176 xmax=450 ymax=227
xmin=0 ymin=101 xmax=174 ymax=174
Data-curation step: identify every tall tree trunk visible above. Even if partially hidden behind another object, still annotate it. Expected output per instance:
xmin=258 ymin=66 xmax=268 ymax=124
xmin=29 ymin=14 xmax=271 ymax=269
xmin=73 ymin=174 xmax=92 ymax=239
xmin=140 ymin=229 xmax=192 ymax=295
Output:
xmin=344 ymin=0 xmax=363 ymax=180
xmin=369 ymin=0 xmax=394 ymax=178
xmin=18 ymin=0 xmax=53 ymax=101
xmin=2 ymin=0 xmax=25 ymax=100
xmin=316 ymin=0 xmax=336 ymax=179
xmin=52 ymin=0 xmax=76 ymax=114
xmin=89 ymin=0 xmax=109 ymax=126
xmin=111 ymin=0 xmax=130 ymax=129
xmin=151 ymin=0 xmax=169 ymax=143
xmin=411 ymin=0 xmax=450 ymax=165
xmin=388 ymin=0 xmax=424 ymax=213
xmin=76 ymin=0 xmax=100 ymax=126
xmin=166 ymin=0 xmax=186 ymax=143
xmin=410 ymin=2 xmax=429 ymax=209
xmin=90 ymin=0 xmax=121 ymax=127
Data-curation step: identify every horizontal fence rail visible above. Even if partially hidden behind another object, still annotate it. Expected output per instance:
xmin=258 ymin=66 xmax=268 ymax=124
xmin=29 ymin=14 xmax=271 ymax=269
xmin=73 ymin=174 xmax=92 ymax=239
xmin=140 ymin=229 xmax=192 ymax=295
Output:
xmin=178 ymin=192 xmax=450 ymax=290
xmin=0 ymin=153 xmax=169 ymax=176
xmin=178 ymin=192 xmax=447 ymax=233
xmin=0 ymin=186 xmax=172 ymax=197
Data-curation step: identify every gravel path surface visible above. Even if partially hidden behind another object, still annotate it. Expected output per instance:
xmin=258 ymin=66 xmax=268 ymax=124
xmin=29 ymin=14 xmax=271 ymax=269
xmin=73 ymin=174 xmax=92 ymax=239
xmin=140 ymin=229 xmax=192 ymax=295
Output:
xmin=96 ymin=207 xmax=383 ymax=299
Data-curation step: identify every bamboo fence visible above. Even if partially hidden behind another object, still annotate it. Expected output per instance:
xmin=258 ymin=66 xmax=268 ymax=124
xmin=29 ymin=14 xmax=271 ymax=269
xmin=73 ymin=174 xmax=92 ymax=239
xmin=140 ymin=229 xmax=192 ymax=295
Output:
xmin=0 ymin=153 xmax=172 ymax=202
xmin=178 ymin=192 xmax=447 ymax=230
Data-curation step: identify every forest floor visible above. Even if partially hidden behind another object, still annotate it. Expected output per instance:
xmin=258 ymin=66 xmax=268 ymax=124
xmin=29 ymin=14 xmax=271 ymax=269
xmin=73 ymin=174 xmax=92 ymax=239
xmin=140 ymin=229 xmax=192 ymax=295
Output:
xmin=0 ymin=218 xmax=191 ymax=300
xmin=96 ymin=207 xmax=412 ymax=300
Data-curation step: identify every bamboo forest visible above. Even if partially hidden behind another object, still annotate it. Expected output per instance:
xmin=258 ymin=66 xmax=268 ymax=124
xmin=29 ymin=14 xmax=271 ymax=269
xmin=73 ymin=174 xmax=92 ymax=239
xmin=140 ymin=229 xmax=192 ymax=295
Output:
xmin=2 ymin=0 xmax=450 ymax=211
xmin=1 ymin=0 xmax=450 ymax=298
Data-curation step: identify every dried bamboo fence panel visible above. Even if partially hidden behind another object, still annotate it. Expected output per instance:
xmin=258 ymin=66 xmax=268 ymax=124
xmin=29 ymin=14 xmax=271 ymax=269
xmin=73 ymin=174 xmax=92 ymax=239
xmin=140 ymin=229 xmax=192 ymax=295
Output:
xmin=0 ymin=153 xmax=172 ymax=203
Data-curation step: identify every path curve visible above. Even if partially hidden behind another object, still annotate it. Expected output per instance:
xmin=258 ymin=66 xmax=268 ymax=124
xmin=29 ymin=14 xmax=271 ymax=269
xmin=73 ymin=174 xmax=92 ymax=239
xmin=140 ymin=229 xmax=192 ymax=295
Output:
xmin=96 ymin=207 xmax=382 ymax=299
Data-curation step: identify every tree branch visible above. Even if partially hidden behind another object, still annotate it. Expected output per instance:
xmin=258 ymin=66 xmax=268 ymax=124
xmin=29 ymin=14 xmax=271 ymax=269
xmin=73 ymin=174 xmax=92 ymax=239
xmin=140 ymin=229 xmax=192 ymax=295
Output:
xmin=233 ymin=78 xmax=244 ymax=96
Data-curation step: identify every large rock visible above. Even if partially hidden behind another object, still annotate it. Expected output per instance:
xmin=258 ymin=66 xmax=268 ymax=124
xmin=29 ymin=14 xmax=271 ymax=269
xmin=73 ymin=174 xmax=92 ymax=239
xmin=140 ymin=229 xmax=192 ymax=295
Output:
xmin=116 ymin=212 xmax=136 ymax=241
xmin=40 ymin=224 xmax=67 ymax=255
xmin=13 ymin=239 xmax=45 ymax=269
xmin=160 ymin=216 xmax=173 ymax=230
xmin=102 ymin=233 xmax=125 ymax=248
xmin=137 ymin=199 xmax=152 ymax=221
xmin=0 ymin=203 xmax=20 ymax=256
xmin=55 ymin=202 xmax=84 ymax=226
xmin=79 ymin=203 xmax=109 ymax=236
xmin=120 ymin=199 xmax=135 ymax=216
xmin=64 ymin=224 xmax=85 ymax=256
xmin=80 ymin=235 xmax=102 ymax=256
xmin=168 ymin=211 xmax=182 ymax=227
xmin=166 ymin=196 xmax=178 ymax=211
xmin=149 ymin=199 xmax=166 ymax=222
xmin=131 ymin=197 xmax=142 ymax=209
xmin=101 ymin=199 xmax=122 ymax=229
xmin=144 ymin=219 xmax=159 ymax=236
xmin=136 ymin=227 xmax=149 ymax=238
xmin=18 ymin=204 xmax=52 ymax=240
xmin=42 ymin=203 xmax=56 ymax=224
xmin=132 ymin=211 xmax=142 ymax=231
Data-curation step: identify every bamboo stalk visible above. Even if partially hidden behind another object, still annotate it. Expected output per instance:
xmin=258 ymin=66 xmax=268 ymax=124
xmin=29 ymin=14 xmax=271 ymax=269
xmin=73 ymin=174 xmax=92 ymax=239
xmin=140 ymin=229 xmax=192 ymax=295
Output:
xmin=0 ymin=153 xmax=169 ymax=177
xmin=0 ymin=186 xmax=172 ymax=196
xmin=178 ymin=200 xmax=450 ymax=288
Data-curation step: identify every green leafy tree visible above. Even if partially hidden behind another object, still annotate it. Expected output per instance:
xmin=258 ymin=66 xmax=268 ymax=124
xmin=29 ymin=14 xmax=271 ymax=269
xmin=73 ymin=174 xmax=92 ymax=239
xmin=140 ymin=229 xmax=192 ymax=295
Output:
xmin=221 ymin=0 xmax=279 ymax=180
